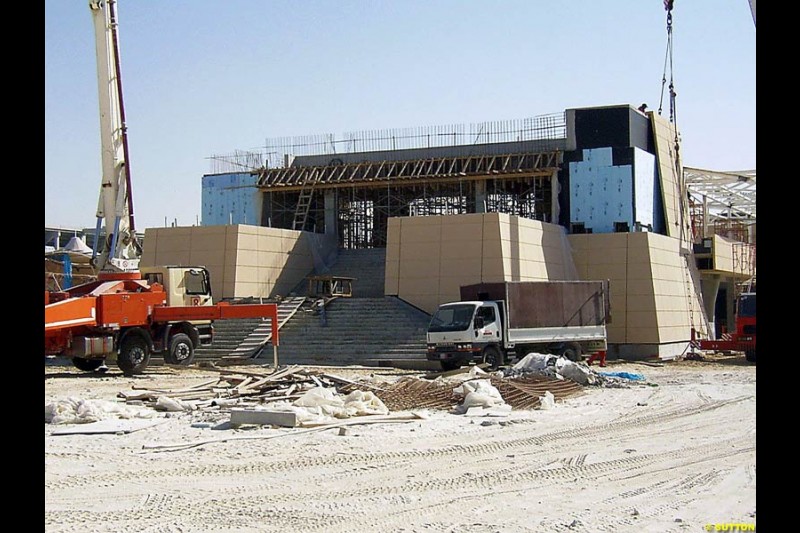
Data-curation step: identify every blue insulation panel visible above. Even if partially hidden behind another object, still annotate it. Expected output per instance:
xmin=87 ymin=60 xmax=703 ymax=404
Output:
xmin=633 ymin=148 xmax=663 ymax=233
xmin=202 ymin=173 xmax=261 ymax=226
xmin=569 ymin=147 xmax=662 ymax=234
xmin=569 ymin=148 xmax=633 ymax=233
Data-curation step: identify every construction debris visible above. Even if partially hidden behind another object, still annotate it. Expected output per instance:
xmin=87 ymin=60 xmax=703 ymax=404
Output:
xmin=111 ymin=364 xmax=586 ymax=419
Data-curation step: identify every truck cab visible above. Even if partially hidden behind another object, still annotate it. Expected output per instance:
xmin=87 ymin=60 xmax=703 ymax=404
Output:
xmin=426 ymin=301 xmax=504 ymax=371
xmin=140 ymin=265 xmax=214 ymax=307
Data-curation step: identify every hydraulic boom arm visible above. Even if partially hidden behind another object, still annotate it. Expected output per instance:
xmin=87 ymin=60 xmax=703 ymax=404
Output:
xmin=89 ymin=0 xmax=141 ymax=273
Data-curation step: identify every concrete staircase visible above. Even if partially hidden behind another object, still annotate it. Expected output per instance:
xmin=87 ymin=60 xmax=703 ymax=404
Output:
xmin=193 ymin=297 xmax=306 ymax=361
xmin=193 ymin=247 xmax=435 ymax=369
xmin=324 ymin=248 xmax=387 ymax=297
xmin=274 ymin=296 xmax=433 ymax=368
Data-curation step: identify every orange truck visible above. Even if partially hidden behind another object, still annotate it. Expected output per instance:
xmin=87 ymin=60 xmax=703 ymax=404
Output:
xmin=45 ymin=266 xmax=279 ymax=375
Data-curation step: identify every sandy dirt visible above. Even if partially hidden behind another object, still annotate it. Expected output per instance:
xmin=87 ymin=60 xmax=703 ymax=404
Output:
xmin=45 ymin=355 xmax=756 ymax=532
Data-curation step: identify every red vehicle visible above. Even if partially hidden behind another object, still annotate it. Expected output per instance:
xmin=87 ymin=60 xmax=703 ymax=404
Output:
xmin=692 ymin=291 xmax=756 ymax=363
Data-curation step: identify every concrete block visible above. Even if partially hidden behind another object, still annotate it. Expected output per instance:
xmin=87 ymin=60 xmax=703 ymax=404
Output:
xmin=230 ymin=409 xmax=299 ymax=427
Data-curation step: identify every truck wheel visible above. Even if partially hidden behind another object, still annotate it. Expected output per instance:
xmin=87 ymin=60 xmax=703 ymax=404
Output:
xmin=164 ymin=333 xmax=196 ymax=366
xmin=117 ymin=335 xmax=151 ymax=376
xmin=440 ymin=360 xmax=461 ymax=371
xmin=72 ymin=357 xmax=105 ymax=372
xmin=745 ymin=349 xmax=756 ymax=363
xmin=483 ymin=346 xmax=504 ymax=370
xmin=562 ymin=342 xmax=583 ymax=362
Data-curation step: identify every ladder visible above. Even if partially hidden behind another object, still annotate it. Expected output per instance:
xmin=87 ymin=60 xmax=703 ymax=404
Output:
xmin=292 ymin=169 xmax=320 ymax=231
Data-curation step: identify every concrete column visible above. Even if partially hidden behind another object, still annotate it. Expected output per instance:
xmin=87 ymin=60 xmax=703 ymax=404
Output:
xmin=550 ymin=171 xmax=560 ymax=224
xmin=700 ymin=275 xmax=720 ymax=334
xmin=324 ymin=189 xmax=337 ymax=236
xmin=474 ymin=181 xmax=486 ymax=213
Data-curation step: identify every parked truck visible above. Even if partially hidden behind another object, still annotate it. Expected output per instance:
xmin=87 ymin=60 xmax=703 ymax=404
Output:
xmin=426 ymin=280 xmax=610 ymax=371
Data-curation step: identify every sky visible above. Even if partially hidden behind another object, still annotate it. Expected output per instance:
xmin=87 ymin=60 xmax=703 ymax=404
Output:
xmin=45 ymin=0 xmax=756 ymax=231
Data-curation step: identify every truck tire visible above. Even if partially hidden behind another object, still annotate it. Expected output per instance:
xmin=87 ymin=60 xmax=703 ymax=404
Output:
xmin=562 ymin=342 xmax=583 ymax=362
xmin=117 ymin=335 xmax=151 ymax=376
xmin=745 ymin=349 xmax=756 ymax=363
xmin=483 ymin=346 xmax=504 ymax=370
xmin=72 ymin=357 xmax=105 ymax=372
xmin=164 ymin=333 xmax=196 ymax=366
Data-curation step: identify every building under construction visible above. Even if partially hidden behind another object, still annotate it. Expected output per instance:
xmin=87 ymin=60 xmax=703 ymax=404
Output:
xmin=142 ymin=103 xmax=755 ymax=360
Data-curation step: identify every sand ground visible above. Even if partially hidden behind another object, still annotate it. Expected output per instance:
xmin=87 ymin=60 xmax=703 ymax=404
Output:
xmin=45 ymin=355 xmax=756 ymax=533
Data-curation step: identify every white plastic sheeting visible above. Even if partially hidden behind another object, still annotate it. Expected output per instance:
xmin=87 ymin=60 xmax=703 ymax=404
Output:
xmin=261 ymin=386 xmax=390 ymax=425
xmin=453 ymin=380 xmax=507 ymax=414
xmin=45 ymin=397 xmax=159 ymax=425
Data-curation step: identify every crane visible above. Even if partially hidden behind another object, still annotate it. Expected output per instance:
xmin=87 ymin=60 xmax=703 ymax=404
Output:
xmin=44 ymin=1 xmax=281 ymax=375
xmin=88 ymin=0 xmax=141 ymax=273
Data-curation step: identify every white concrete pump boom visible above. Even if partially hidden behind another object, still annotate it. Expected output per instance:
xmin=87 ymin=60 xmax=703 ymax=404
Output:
xmin=89 ymin=0 xmax=141 ymax=273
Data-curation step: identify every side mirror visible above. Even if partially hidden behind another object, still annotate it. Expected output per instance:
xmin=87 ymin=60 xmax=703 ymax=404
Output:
xmin=474 ymin=317 xmax=485 ymax=329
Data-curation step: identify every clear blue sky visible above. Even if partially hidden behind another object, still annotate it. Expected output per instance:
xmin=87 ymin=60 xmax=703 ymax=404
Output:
xmin=45 ymin=0 xmax=756 ymax=230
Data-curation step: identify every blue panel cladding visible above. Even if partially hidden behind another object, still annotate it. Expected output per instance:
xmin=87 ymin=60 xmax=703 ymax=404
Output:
xmin=201 ymin=173 xmax=260 ymax=226
xmin=569 ymin=147 xmax=633 ymax=233
xmin=632 ymin=148 xmax=663 ymax=233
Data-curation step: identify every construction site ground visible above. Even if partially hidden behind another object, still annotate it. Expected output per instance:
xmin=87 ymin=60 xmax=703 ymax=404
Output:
xmin=44 ymin=354 xmax=757 ymax=532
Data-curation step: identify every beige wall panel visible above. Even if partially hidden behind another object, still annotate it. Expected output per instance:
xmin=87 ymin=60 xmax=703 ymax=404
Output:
xmin=235 ymin=249 xmax=259 ymax=267
xmin=626 ymin=293 xmax=658 ymax=312
xmin=385 ymin=260 xmax=399 ymax=281
xmin=154 ymin=235 xmax=192 ymax=253
xmin=385 ymin=243 xmax=400 ymax=263
xmin=387 ymin=220 xmax=401 ymax=243
xmin=439 ymin=259 xmax=483 ymax=279
xmin=236 ymin=233 xmax=260 ymax=252
xmin=259 ymin=235 xmax=283 ymax=253
xmin=480 ymin=259 xmax=506 ymax=281
xmin=625 ymin=262 xmax=654 ymax=280
xmin=221 ymin=280 xmax=235 ymax=299
xmin=398 ymin=276 xmax=435 ymax=296
xmin=439 ymin=240 xmax=483 ymax=260
xmin=626 ymin=279 xmax=657 ymax=296
xmin=385 ymin=276 xmax=399 ymax=296
xmin=187 ymin=250 xmax=225 ymax=268
xmin=401 ymin=225 xmax=444 ymax=244
xmin=566 ymin=234 xmax=594 ymax=251
xmin=606 ymin=325 xmax=627 ymax=344
xmin=585 ymin=264 xmax=627 ymax=282
xmin=575 ymin=262 xmax=589 ymax=279
xmin=236 ymin=224 xmax=261 ymax=236
xmin=481 ymin=238 xmax=504 ymax=259
xmin=625 ymin=327 xmax=661 ymax=344
xmin=403 ymin=294 xmax=440 ymax=315
xmin=400 ymin=242 xmax=442 ymax=261
xmin=441 ymin=220 xmax=483 ymax=240
xmin=586 ymin=247 xmax=630 ymax=266
xmin=189 ymin=231 xmax=226 ymax=252
xmin=400 ymin=259 xmax=442 ymax=279
xmin=626 ymin=311 xmax=660 ymax=329
xmin=437 ymin=277 xmax=471 ymax=299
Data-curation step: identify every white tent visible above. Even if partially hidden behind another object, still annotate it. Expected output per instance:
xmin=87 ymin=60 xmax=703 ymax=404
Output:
xmin=62 ymin=236 xmax=93 ymax=254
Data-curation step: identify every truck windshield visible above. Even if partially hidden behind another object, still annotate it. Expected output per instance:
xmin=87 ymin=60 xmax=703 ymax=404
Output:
xmin=738 ymin=293 xmax=756 ymax=317
xmin=429 ymin=304 xmax=476 ymax=332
